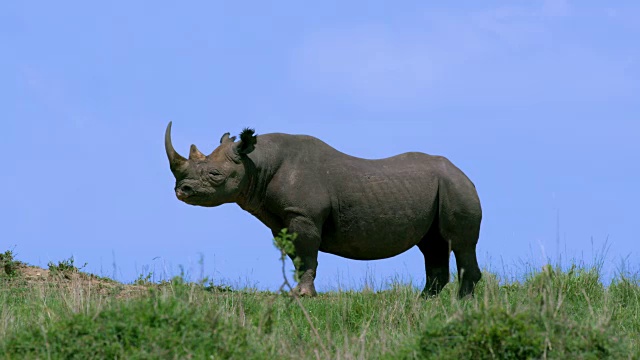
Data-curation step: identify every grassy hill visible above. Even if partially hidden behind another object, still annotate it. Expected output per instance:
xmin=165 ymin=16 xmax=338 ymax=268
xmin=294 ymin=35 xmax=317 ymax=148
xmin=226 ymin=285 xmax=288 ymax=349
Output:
xmin=1 ymin=249 xmax=639 ymax=359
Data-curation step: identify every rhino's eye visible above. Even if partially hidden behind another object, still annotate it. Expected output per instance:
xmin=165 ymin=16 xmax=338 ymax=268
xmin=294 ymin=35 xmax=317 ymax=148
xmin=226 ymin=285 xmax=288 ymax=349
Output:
xmin=208 ymin=170 xmax=225 ymax=183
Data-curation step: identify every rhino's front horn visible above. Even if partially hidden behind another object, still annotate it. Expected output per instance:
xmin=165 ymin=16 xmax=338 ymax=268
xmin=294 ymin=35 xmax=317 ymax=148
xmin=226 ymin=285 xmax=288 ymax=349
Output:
xmin=165 ymin=121 xmax=187 ymax=171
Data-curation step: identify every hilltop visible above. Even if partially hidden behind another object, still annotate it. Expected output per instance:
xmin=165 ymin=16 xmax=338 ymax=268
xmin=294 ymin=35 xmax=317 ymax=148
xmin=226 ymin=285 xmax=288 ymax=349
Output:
xmin=1 ymin=250 xmax=639 ymax=359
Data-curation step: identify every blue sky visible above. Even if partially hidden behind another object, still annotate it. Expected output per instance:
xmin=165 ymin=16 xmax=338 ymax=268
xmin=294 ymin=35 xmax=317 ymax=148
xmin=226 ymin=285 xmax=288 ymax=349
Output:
xmin=2 ymin=1 xmax=639 ymax=290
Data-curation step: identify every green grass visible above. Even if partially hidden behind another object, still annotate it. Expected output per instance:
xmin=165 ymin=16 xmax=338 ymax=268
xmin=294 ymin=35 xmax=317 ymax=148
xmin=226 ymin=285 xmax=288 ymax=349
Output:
xmin=1 ymin=254 xmax=639 ymax=359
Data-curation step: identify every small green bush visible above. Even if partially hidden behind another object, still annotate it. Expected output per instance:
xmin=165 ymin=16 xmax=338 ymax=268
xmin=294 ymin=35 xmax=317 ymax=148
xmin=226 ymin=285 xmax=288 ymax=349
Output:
xmin=48 ymin=256 xmax=87 ymax=275
xmin=416 ymin=306 xmax=627 ymax=359
xmin=0 ymin=250 xmax=21 ymax=277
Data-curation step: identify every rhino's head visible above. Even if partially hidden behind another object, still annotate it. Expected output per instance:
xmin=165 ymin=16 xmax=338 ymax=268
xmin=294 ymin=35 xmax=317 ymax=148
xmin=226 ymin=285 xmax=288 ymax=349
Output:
xmin=164 ymin=122 xmax=257 ymax=207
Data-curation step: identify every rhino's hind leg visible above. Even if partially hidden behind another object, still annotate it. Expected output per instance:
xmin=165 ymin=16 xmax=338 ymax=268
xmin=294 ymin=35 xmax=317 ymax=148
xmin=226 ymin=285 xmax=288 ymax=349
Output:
xmin=446 ymin=221 xmax=482 ymax=299
xmin=452 ymin=246 xmax=481 ymax=299
xmin=417 ymin=226 xmax=451 ymax=298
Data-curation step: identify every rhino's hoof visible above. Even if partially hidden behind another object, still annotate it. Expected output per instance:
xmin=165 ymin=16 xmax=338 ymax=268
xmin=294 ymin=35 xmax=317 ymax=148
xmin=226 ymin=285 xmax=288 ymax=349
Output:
xmin=292 ymin=285 xmax=318 ymax=297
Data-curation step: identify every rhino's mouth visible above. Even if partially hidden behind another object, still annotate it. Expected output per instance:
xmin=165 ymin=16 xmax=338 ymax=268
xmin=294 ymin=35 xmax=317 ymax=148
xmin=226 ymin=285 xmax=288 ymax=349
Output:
xmin=176 ymin=191 xmax=190 ymax=201
xmin=175 ymin=187 xmax=202 ymax=203
xmin=176 ymin=192 xmax=221 ymax=207
xmin=175 ymin=182 xmax=201 ymax=201
xmin=177 ymin=192 xmax=203 ymax=204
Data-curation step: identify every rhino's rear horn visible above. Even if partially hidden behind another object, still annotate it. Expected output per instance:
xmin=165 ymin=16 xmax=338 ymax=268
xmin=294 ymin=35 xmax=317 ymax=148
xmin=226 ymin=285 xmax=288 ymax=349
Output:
xmin=164 ymin=121 xmax=188 ymax=171
xmin=189 ymin=144 xmax=206 ymax=160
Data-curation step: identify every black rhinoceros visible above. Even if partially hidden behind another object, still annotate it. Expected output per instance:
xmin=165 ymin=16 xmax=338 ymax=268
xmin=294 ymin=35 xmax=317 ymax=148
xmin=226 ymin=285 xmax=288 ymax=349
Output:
xmin=164 ymin=122 xmax=482 ymax=298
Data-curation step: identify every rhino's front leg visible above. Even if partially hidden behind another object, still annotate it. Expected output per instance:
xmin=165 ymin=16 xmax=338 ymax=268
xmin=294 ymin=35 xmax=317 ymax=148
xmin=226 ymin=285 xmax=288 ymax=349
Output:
xmin=284 ymin=214 xmax=321 ymax=297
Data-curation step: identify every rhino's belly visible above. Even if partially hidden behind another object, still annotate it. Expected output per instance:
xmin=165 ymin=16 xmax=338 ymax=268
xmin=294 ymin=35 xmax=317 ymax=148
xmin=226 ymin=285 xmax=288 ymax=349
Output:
xmin=319 ymin=207 xmax=435 ymax=260
xmin=319 ymin=169 xmax=440 ymax=260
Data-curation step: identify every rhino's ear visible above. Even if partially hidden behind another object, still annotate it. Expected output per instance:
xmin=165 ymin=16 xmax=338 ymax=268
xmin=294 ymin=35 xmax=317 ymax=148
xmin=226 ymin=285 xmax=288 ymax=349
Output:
xmin=220 ymin=132 xmax=237 ymax=145
xmin=235 ymin=127 xmax=257 ymax=155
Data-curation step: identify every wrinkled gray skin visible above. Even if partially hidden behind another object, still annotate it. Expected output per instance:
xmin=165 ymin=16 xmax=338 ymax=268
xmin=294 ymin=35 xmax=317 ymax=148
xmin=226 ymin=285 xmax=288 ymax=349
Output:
xmin=165 ymin=122 xmax=482 ymax=299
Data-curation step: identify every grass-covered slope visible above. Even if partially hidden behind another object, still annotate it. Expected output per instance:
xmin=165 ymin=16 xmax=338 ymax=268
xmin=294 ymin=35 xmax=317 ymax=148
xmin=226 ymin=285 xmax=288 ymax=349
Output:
xmin=1 ymin=250 xmax=639 ymax=359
